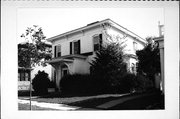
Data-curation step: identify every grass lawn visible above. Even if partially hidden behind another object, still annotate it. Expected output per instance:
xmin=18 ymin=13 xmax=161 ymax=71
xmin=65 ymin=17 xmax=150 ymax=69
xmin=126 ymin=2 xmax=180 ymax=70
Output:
xmin=108 ymin=93 xmax=164 ymax=110
xmin=69 ymin=97 xmax=120 ymax=108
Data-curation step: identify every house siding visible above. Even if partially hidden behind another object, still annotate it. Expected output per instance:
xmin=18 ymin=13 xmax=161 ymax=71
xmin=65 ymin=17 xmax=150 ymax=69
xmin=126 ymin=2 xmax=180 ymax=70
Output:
xmin=52 ymin=26 xmax=104 ymax=57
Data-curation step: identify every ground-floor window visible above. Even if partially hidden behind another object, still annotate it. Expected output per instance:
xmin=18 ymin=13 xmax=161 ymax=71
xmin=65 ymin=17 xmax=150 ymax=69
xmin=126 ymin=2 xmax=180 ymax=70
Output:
xmin=131 ymin=63 xmax=137 ymax=74
xmin=18 ymin=70 xmax=30 ymax=81
xmin=61 ymin=64 xmax=69 ymax=78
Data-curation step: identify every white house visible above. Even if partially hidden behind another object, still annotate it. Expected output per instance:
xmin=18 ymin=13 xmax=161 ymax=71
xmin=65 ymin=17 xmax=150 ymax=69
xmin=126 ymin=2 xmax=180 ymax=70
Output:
xmin=46 ymin=19 xmax=147 ymax=90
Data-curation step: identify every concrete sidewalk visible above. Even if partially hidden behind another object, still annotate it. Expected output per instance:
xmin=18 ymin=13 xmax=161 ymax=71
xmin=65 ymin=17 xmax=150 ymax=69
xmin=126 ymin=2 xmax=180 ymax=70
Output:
xmin=18 ymin=99 xmax=80 ymax=111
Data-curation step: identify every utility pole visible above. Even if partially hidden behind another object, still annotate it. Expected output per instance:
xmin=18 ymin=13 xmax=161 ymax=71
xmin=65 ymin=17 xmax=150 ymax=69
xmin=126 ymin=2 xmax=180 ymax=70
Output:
xmin=30 ymin=72 xmax=32 ymax=110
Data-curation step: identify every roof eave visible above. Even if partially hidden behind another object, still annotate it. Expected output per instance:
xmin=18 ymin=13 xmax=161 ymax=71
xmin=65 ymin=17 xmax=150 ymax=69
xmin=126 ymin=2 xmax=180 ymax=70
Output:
xmin=47 ymin=19 xmax=111 ymax=42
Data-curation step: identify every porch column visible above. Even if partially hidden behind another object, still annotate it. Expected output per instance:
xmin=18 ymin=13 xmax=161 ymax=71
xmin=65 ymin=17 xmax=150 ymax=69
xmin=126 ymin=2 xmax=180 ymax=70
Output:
xmin=155 ymin=37 xmax=164 ymax=94
xmin=159 ymin=46 xmax=164 ymax=94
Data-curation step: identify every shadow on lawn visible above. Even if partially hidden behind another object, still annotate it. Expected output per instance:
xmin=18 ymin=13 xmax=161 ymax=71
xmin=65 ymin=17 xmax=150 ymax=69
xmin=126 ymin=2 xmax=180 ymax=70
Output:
xmin=69 ymin=90 xmax=164 ymax=110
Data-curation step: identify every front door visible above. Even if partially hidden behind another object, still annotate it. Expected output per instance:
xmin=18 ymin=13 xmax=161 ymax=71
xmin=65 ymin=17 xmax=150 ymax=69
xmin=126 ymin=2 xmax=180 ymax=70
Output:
xmin=61 ymin=65 xmax=69 ymax=78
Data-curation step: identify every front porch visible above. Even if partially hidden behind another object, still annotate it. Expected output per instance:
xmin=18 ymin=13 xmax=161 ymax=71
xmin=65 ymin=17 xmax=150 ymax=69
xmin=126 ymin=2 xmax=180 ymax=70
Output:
xmin=46 ymin=54 xmax=90 ymax=90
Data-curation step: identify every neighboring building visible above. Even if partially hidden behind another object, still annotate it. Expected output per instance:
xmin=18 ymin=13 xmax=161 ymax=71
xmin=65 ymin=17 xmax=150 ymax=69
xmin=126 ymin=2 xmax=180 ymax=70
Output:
xmin=154 ymin=22 xmax=164 ymax=93
xmin=46 ymin=19 xmax=147 ymax=90
xmin=18 ymin=42 xmax=54 ymax=90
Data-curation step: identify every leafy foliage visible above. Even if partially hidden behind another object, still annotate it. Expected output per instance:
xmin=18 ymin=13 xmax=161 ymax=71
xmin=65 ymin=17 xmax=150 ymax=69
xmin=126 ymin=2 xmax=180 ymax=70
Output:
xmin=60 ymin=74 xmax=97 ymax=96
xmin=90 ymin=42 xmax=127 ymax=89
xmin=32 ymin=71 xmax=51 ymax=95
xmin=136 ymin=37 xmax=160 ymax=82
xmin=18 ymin=26 xmax=51 ymax=68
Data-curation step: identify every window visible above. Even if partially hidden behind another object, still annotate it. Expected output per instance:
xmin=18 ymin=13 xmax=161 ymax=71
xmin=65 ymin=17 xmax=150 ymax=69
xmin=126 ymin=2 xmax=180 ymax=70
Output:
xmin=131 ymin=63 xmax=136 ymax=74
xmin=133 ymin=42 xmax=137 ymax=51
xmin=70 ymin=40 xmax=80 ymax=54
xmin=19 ymin=71 xmax=30 ymax=81
xmin=61 ymin=65 xmax=69 ymax=77
xmin=18 ymin=73 xmax=20 ymax=81
xmin=54 ymin=45 xmax=61 ymax=58
xmin=93 ymin=34 xmax=102 ymax=51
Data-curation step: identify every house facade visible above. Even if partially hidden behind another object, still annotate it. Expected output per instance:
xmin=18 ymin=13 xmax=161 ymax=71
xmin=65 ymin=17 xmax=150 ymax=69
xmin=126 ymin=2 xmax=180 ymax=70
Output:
xmin=154 ymin=22 xmax=164 ymax=93
xmin=46 ymin=19 xmax=147 ymax=90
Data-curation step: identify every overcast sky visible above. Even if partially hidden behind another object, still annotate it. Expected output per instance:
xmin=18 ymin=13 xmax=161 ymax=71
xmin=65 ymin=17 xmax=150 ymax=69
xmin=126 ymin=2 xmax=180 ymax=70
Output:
xmin=17 ymin=8 xmax=164 ymax=43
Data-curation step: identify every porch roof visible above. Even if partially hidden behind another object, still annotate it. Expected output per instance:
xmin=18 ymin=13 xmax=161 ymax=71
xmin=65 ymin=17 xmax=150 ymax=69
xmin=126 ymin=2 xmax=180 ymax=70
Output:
xmin=45 ymin=54 xmax=87 ymax=64
xmin=45 ymin=58 xmax=73 ymax=64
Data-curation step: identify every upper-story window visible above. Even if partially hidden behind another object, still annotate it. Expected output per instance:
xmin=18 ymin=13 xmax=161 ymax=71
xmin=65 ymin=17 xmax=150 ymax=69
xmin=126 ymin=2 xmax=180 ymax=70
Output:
xmin=54 ymin=45 xmax=61 ymax=58
xmin=133 ymin=41 xmax=137 ymax=51
xmin=131 ymin=63 xmax=136 ymax=74
xmin=93 ymin=34 xmax=102 ymax=51
xmin=70 ymin=40 xmax=80 ymax=55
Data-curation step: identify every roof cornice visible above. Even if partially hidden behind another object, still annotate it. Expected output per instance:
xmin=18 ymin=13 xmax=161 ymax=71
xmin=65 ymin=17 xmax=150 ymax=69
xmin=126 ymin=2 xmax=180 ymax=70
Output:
xmin=47 ymin=19 xmax=111 ymax=42
xmin=47 ymin=19 xmax=146 ymax=44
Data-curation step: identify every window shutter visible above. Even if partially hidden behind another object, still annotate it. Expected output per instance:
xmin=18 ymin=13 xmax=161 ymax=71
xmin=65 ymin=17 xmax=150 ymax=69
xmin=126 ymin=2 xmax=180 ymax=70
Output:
xmin=99 ymin=34 xmax=103 ymax=50
xmin=78 ymin=40 xmax=80 ymax=54
xmin=99 ymin=34 xmax=102 ymax=43
xmin=70 ymin=42 xmax=72 ymax=54
xmin=57 ymin=45 xmax=61 ymax=57
xmin=54 ymin=46 xmax=56 ymax=58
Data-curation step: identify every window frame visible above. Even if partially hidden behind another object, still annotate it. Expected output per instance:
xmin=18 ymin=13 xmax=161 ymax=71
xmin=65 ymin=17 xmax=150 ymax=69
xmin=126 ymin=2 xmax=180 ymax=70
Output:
xmin=54 ymin=44 xmax=61 ymax=58
xmin=93 ymin=34 xmax=102 ymax=52
xmin=70 ymin=40 xmax=80 ymax=55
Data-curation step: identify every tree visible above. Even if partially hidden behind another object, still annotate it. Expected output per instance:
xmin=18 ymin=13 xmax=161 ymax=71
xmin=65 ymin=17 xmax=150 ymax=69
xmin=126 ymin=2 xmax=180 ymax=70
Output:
xmin=136 ymin=37 xmax=160 ymax=85
xmin=18 ymin=25 xmax=51 ymax=68
xmin=90 ymin=42 xmax=127 ymax=91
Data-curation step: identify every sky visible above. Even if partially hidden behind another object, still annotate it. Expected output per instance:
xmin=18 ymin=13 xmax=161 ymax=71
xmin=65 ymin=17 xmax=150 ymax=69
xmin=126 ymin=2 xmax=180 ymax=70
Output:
xmin=17 ymin=8 xmax=164 ymax=43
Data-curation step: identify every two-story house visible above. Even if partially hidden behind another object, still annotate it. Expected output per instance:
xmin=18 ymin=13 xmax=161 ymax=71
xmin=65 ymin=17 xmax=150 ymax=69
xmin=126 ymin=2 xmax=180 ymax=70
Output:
xmin=46 ymin=19 xmax=147 ymax=90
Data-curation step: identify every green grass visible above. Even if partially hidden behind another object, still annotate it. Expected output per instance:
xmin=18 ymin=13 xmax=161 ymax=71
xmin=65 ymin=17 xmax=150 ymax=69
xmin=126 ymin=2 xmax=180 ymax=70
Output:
xmin=69 ymin=97 xmax=120 ymax=108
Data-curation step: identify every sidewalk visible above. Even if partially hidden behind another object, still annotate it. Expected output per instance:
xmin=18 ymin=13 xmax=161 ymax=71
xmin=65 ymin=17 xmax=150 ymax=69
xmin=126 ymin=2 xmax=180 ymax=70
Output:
xmin=18 ymin=99 xmax=80 ymax=111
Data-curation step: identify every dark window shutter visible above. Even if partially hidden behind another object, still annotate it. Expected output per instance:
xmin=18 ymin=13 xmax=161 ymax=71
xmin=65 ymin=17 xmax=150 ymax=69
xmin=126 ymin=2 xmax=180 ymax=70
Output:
xmin=99 ymin=34 xmax=102 ymax=50
xmin=99 ymin=34 xmax=102 ymax=40
xmin=70 ymin=42 xmax=72 ymax=54
xmin=78 ymin=40 xmax=80 ymax=54
xmin=54 ymin=46 xmax=56 ymax=58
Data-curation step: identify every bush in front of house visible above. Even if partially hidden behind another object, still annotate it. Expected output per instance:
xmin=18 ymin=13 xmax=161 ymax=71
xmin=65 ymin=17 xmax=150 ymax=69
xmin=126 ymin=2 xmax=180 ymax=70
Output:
xmin=134 ymin=74 xmax=154 ymax=92
xmin=116 ymin=73 xmax=137 ymax=93
xmin=59 ymin=73 xmax=154 ymax=96
xmin=116 ymin=73 xmax=154 ymax=93
xmin=32 ymin=70 xmax=51 ymax=95
xmin=59 ymin=74 xmax=96 ymax=96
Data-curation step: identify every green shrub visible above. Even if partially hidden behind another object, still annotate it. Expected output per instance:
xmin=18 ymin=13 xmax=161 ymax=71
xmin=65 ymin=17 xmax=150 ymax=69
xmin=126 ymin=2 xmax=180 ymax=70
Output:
xmin=59 ymin=73 xmax=153 ymax=96
xmin=134 ymin=74 xmax=154 ymax=92
xmin=60 ymin=74 xmax=91 ymax=96
xmin=32 ymin=71 xmax=50 ymax=95
xmin=116 ymin=73 xmax=137 ymax=93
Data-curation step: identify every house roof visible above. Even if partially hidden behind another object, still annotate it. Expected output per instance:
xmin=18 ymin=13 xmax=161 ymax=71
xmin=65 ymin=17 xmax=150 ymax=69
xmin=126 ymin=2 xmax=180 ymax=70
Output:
xmin=154 ymin=36 xmax=164 ymax=42
xmin=47 ymin=19 xmax=147 ymax=44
